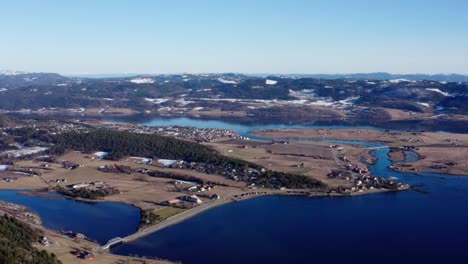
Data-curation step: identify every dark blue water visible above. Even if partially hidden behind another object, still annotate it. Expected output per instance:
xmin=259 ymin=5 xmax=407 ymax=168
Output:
xmin=0 ymin=191 xmax=140 ymax=244
xmin=109 ymin=116 xmax=384 ymax=140
xmin=110 ymin=118 xmax=468 ymax=263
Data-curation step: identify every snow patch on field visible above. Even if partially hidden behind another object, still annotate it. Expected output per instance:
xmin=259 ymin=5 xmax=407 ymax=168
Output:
xmin=176 ymin=98 xmax=194 ymax=106
xmin=425 ymin=88 xmax=451 ymax=96
xmin=1 ymin=147 xmax=48 ymax=158
xmin=144 ymin=98 xmax=170 ymax=104
xmin=389 ymin=79 xmax=416 ymax=83
xmin=158 ymin=159 xmax=177 ymax=166
xmin=308 ymin=100 xmax=334 ymax=106
xmin=289 ymin=89 xmax=315 ymax=100
xmin=337 ymin=96 xmax=360 ymax=106
xmin=416 ymin=102 xmax=430 ymax=107
xmin=218 ymin=78 xmax=238 ymax=84
xmin=0 ymin=70 xmax=27 ymax=76
xmin=130 ymin=78 xmax=155 ymax=84
xmin=266 ymin=79 xmax=277 ymax=85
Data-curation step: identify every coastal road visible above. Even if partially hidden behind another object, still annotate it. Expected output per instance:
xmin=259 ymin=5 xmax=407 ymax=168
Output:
xmin=102 ymin=188 xmax=320 ymax=251
xmin=120 ymin=196 xmax=233 ymax=243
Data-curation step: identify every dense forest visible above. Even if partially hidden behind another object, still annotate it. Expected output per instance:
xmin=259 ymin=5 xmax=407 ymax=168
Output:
xmin=55 ymin=185 xmax=119 ymax=200
xmin=255 ymin=171 xmax=325 ymax=189
xmin=48 ymin=129 xmax=325 ymax=189
xmin=50 ymin=129 xmax=257 ymax=169
xmin=0 ymin=214 xmax=62 ymax=264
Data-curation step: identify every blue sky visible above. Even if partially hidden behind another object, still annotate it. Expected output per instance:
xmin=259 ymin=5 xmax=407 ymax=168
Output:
xmin=1 ymin=0 xmax=467 ymax=74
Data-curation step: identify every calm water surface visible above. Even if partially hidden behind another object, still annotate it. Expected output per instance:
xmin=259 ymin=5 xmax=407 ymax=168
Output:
xmin=0 ymin=191 xmax=140 ymax=244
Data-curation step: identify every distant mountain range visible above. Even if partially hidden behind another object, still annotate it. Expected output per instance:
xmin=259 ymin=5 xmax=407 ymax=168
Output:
xmin=269 ymin=73 xmax=468 ymax=82
xmin=1 ymin=70 xmax=468 ymax=82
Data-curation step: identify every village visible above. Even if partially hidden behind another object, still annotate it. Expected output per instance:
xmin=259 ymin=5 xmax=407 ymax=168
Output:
xmin=86 ymin=120 xmax=246 ymax=142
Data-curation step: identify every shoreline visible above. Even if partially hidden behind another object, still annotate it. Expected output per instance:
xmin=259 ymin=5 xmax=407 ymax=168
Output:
xmin=0 ymin=184 xmax=410 ymax=263
xmin=0 ymin=185 xmax=409 ymax=242
xmin=4 ymin=111 xmax=468 ymax=134
xmin=100 ymin=186 xmax=410 ymax=249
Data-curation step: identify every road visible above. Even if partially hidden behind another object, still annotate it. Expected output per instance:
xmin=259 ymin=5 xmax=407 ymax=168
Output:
xmin=99 ymin=188 xmax=328 ymax=252
xmin=123 ymin=196 xmax=233 ymax=242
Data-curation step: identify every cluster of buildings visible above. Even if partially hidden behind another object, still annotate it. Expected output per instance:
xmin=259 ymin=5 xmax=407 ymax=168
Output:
xmin=64 ymin=231 xmax=86 ymax=239
xmin=69 ymin=181 xmax=107 ymax=190
xmin=329 ymin=170 xmax=407 ymax=193
xmin=169 ymin=160 xmax=263 ymax=184
xmin=346 ymin=164 xmax=369 ymax=174
xmin=166 ymin=195 xmax=203 ymax=206
xmin=45 ymin=178 xmax=67 ymax=183
xmin=234 ymin=191 xmax=268 ymax=198
xmin=39 ymin=236 xmax=51 ymax=246
xmin=0 ymin=177 xmax=17 ymax=182
xmin=187 ymin=184 xmax=214 ymax=193
xmin=0 ymin=119 xmax=90 ymax=136
xmin=73 ymin=250 xmax=94 ymax=260
xmin=91 ymin=121 xmax=242 ymax=142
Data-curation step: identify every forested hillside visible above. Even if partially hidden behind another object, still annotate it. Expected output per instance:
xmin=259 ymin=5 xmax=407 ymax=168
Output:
xmin=50 ymin=129 xmax=257 ymax=168
xmin=0 ymin=214 xmax=62 ymax=264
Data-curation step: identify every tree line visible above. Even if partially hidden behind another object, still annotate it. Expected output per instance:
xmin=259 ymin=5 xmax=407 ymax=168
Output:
xmin=49 ymin=129 xmax=258 ymax=170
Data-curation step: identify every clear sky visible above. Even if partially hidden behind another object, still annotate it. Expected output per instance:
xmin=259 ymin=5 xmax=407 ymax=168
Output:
xmin=1 ymin=0 xmax=467 ymax=75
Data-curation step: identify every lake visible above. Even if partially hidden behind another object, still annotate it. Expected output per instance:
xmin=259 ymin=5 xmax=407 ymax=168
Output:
xmin=0 ymin=190 xmax=140 ymax=245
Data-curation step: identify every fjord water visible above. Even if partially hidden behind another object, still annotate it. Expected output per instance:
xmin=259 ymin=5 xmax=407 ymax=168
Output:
xmin=0 ymin=191 xmax=140 ymax=244
xmin=110 ymin=117 xmax=468 ymax=264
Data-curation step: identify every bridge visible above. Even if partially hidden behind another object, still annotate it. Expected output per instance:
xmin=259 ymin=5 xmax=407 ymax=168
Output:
xmin=366 ymin=146 xmax=389 ymax=150
xmin=100 ymin=237 xmax=125 ymax=250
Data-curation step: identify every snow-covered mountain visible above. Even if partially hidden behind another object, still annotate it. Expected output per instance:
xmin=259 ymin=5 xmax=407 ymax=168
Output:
xmin=0 ymin=70 xmax=70 ymax=88
xmin=0 ymin=70 xmax=29 ymax=76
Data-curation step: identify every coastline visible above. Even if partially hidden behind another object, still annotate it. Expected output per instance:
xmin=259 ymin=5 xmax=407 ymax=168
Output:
xmin=0 ymin=185 xmax=409 ymax=245
xmin=101 ymin=186 xmax=410 ymax=249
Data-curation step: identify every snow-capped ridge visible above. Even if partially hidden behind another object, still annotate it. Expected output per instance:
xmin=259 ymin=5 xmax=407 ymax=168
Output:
xmin=130 ymin=78 xmax=155 ymax=84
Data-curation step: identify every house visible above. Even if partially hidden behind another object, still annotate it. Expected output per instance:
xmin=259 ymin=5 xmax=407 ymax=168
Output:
xmin=79 ymin=251 xmax=94 ymax=260
xmin=72 ymin=183 xmax=89 ymax=189
xmin=92 ymin=151 xmax=109 ymax=160
xmin=39 ymin=236 xmax=50 ymax=246
xmin=166 ymin=199 xmax=180 ymax=205
xmin=183 ymin=195 xmax=202 ymax=204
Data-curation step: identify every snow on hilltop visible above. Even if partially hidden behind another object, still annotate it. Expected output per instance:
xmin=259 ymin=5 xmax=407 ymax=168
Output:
xmin=266 ymin=79 xmax=278 ymax=85
xmin=129 ymin=78 xmax=155 ymax=84
xmin=0 ymin=70 xmax=28 ymax=76
xmin=218 ymin=78 xmax=238 ymax=84
xmin=425 ymin=88 xmax=451 ymax=97
xmin=388 ymin=79 xmax=416 ymax=83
